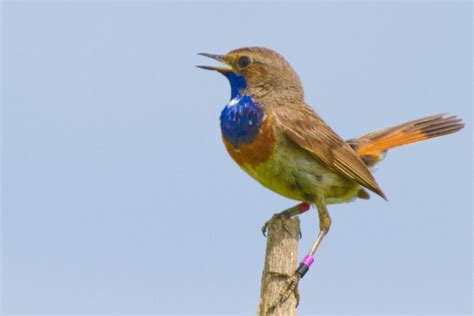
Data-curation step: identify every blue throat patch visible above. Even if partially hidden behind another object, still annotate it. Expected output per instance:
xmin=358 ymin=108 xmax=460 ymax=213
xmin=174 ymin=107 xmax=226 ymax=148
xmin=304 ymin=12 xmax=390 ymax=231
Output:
xmin=220 ymin=71 xmax=264 ymax=149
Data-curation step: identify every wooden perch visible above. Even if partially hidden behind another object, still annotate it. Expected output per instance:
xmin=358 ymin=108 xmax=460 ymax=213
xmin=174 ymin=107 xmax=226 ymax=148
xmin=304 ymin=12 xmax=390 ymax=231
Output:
xmin=257 ymin=216 xmax=301 ymax=316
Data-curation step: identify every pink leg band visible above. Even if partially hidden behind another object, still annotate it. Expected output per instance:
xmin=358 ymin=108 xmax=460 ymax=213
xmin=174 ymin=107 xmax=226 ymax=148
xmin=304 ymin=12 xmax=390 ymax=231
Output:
xmin=296 ymin=254 xmax=315 ymax=277
xmin=301 ymin=254 xmax=315 ymax=267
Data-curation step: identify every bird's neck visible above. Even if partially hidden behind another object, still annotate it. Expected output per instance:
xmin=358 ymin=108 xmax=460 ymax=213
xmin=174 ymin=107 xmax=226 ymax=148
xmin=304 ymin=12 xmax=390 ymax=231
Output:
xmin=220 ymin=72 xmax=264 ymax=149
xmin=224 ymin=71 xmax=248 ymax=99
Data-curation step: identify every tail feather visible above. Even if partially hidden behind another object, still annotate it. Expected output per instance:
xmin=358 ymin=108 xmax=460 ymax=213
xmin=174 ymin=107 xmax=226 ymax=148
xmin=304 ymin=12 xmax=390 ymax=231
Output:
xmin=347 ymin=114 xmax=464 ymax=166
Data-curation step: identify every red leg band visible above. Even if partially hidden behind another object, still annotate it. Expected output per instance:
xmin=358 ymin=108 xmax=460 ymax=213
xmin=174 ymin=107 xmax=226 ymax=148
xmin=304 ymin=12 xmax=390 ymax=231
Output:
xmin=298 ymin=202 xmax=311 ymax=213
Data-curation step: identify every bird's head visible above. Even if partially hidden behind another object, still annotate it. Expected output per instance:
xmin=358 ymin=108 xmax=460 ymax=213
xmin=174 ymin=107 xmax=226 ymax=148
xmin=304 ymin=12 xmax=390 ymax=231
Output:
xmin=198 ymin=47 xmax=304 ymax=100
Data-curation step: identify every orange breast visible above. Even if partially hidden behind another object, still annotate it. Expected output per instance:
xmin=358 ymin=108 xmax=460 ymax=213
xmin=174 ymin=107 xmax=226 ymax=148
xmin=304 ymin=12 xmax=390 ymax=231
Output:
xmin=222 ymin=118 xmax=276 ymax=168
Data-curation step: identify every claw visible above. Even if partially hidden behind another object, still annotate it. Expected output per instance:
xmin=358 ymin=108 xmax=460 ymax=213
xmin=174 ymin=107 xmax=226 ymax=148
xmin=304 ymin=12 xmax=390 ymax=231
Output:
xmin=261 ymin=210 xmax=291 ymax=237
xmin=261 ymin=203 xmax=310 ymax=237
xmin=278 ymin=273 xmax=301 ymax=305
xmin=267 ymin=272 xmax=301 ymax=311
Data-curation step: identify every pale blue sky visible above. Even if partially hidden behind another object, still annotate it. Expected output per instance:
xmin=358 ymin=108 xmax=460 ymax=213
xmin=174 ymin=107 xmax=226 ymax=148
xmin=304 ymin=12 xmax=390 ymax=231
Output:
xmin=1 ymin=1 xmax=472 ymax=315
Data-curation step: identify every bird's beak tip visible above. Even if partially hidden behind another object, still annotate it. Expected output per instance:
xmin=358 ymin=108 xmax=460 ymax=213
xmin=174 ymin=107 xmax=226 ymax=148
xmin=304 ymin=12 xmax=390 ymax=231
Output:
xmin=197 ymin=52 xmax=232 ymax=73
xmin=196 ymin=65 xmax=215 ymax=70
xmin=198 ymin=52 xmax=224 ymax=61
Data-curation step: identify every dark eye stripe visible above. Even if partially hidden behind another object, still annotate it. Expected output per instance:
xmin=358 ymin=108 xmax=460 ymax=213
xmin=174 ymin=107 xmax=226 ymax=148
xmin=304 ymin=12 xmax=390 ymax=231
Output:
xmin=237 ymin=56 xmax=251 ymax=69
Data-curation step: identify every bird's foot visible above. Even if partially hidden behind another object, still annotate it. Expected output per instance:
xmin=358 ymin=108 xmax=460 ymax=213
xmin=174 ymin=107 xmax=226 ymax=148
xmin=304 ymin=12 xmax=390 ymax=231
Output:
xmin=266 ymin=255 xmax=314 ymax=311
xmin=267 ymin=271 xmax=301 ymax=311
xmin=261 ymin=210 xmax=292 ymax=237
xmin=261 ymin=203 xmax=310 ymax=237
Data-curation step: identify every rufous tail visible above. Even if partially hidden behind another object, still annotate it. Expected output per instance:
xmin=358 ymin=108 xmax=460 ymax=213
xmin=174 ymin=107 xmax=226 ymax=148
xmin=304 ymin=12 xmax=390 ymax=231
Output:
xmin=347 ymin=114 xmax=464 ymax=167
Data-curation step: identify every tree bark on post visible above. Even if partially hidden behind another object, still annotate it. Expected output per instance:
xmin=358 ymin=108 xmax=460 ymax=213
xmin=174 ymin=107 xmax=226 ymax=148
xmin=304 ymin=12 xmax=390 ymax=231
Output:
xmin=257 ymin=216 xmax=300 ymax=316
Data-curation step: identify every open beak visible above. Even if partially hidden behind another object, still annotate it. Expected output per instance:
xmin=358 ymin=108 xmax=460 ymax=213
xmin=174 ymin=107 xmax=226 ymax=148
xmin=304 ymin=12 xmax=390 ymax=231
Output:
xmin=196 ymin=53 xmax=233 ymax=73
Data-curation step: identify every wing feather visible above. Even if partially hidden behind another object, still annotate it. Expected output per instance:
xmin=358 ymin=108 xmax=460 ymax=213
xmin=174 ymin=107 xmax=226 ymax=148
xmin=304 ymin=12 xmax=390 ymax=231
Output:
xmin=273 ymin=105 xmax=386 ymax=200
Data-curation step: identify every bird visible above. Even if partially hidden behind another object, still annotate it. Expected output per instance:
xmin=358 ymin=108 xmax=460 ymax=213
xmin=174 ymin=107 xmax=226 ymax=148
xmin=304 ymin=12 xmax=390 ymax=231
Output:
xmin=197 ymin=47 xmax=464 ymax=307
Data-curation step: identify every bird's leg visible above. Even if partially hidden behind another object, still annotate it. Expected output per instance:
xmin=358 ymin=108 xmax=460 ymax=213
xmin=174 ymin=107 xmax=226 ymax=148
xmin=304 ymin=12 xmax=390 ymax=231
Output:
xmin=261 ymin=202 xmax=311 ymax=237
xmin=272 ymin=197 xmax=331 ymax=308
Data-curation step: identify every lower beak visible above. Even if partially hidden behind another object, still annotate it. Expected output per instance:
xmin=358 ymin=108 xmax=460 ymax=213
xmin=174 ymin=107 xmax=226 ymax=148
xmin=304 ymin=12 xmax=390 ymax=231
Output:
xmin=196 ymin=53 xmax=233 ymax=73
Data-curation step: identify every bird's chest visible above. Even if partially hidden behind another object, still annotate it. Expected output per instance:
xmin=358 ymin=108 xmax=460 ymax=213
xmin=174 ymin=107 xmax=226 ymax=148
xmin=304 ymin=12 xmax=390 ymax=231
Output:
xmin=220 ymin=96 xmax=276 ymax=169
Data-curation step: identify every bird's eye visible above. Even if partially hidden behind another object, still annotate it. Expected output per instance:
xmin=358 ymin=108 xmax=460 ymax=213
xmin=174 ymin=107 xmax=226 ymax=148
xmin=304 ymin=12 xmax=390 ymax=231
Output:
xmin=237 ymin=56 xmax=251 ymax=69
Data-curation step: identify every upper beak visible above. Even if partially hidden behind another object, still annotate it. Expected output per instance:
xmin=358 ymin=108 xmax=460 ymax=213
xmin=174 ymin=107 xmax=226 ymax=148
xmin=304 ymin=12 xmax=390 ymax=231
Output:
xmin=196 ymin=53 xmax=233 ymax=73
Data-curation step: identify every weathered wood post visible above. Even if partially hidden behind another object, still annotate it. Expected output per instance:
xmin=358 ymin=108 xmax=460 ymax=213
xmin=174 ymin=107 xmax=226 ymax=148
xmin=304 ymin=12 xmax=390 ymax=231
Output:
xmin=257 ymin=216 xmax=300 ymax=315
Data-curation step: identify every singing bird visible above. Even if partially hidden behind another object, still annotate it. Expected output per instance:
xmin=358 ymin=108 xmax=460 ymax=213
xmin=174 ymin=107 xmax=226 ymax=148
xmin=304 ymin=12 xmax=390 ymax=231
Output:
xmin=198 ymin=47 xmax=464 ymax=306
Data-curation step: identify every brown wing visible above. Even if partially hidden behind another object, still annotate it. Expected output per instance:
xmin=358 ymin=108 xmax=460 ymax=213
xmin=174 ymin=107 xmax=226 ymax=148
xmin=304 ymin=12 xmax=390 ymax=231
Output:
xmin=273 ymin=104 xmax=387 ymax=200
